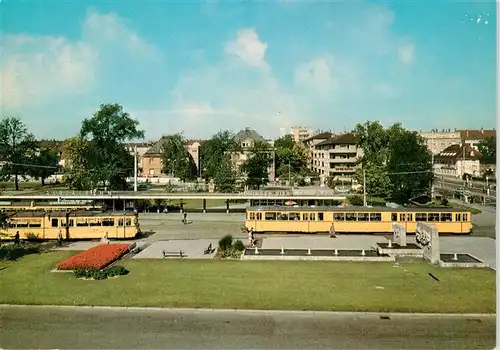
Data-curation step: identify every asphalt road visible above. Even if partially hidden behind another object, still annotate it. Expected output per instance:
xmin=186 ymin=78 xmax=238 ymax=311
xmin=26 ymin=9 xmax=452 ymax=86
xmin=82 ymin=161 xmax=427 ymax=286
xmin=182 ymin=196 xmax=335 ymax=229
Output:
xmin=0 ymin=306 xmax=495 ymax=349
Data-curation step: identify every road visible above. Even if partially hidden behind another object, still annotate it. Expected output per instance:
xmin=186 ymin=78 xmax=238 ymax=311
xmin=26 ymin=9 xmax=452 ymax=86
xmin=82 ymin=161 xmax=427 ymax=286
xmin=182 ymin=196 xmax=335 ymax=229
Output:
xmin=0 ymin=306 xmax=496 ymax=349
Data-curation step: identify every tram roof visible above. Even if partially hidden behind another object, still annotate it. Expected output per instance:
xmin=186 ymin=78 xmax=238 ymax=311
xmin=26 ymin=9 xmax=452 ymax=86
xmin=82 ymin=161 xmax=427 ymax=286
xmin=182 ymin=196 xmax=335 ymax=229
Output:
xmin=8 ymin=210 xmax=136 ymax=218
xmin=246 ymin=206 xmax=471 ymax=213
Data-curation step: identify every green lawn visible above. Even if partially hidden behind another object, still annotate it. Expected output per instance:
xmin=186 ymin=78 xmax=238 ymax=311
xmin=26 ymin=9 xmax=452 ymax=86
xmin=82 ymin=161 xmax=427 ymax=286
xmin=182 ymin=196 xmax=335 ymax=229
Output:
xmin=0 ymin=252 xmax=495 ymax=313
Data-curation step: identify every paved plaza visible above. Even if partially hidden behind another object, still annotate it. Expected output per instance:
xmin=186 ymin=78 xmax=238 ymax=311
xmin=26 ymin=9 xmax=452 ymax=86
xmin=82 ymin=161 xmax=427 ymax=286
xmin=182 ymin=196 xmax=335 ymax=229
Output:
xmin=133 ymin=239 xmax=219 ymax=259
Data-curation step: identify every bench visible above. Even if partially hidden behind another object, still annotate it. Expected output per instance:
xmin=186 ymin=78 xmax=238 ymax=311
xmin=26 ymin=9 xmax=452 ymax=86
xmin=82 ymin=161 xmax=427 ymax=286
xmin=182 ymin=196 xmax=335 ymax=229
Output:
xmin=162 ymin=250 xmax=186 ymax=258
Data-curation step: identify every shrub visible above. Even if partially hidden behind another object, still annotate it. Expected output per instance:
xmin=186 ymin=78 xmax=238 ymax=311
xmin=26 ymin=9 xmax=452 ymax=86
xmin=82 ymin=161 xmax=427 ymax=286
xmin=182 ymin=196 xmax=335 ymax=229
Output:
xmin=218 ymin=234 xmax=233 ymax=251
xmin=441 ymin=197 xmax=449 ymax=206
xmin=0 ymin=244 xmax=40 ymax=261
xmin=233 ymin=239 xmax=245 ymax=251
xmin=73 ymin=265 xmax=129 ymax=280
xmin=347 ymin=195 xmax=364 ymax=206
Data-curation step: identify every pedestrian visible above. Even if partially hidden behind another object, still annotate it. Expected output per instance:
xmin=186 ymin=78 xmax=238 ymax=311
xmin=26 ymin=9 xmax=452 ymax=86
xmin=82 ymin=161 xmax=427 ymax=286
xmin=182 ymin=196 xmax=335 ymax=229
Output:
xmin=183 ymin=211 xmax=188 ymax=225
xmin=57 ymin=229 xmax=63 ymax=246
xmin=14 ymin=231 xmax=20 ymax=245
xmin=329 ymin=223 xmax=337 ymax=238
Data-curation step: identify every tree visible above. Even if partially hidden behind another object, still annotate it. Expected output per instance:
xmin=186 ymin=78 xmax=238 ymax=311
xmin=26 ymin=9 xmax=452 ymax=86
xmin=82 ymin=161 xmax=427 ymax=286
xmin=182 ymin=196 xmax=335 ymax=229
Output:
xmin=354 ymin=121 xmax=433 ymax=202
xmin=213 ymin=154 xmax=236 ymax=193
xmin=241 ymin=141 xmax=272 ymax=189
xmin=200 ymin=130 xmax=240 ymax=180
xmin=0 ymin=117 xmax=36 ymax=191
xmin=273 ymin=134 xmax=309 ymax=182
xmin=477 ymin=137 xmax=496 ymax=164
xmin=161 ymin=133 xmax=197 ymax=181
xmin=63 ymin=103 xmax=144 ymax=190
xmin=26 ymin=146 xmax=59 ymax=186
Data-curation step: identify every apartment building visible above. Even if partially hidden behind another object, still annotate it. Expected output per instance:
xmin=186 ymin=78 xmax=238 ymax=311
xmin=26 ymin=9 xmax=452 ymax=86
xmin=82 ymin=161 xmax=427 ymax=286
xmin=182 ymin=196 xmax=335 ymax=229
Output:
xmin=290 ymin=125 xmax=313 ymax=144
xmin=434 ymin=143 xmax=482 ymax=178
xmin=312 ymin=133 xmax=362 ymax=182
xmin=420 ymin=128 xmax=496 ymax=155
xmin=302 ymin=132 xmax=333 ymax=170
xmin=140 ymin=138 xmax=202 ymax=177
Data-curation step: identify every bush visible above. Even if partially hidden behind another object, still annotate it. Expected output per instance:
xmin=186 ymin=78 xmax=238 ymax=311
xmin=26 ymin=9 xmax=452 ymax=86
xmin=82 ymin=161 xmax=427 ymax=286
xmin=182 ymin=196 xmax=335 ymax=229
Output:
xmin=347 ymin=195 xmax=364 ymax=206
xmin=441 ymin=197 xmax=449 ymax=206
xmin=0 ymin=244 xmax=40 ymax=261
xmin=233 ymin=239 xmax=245 ymax=251
xmin=73 ymin=265 xmax=129 ymax=280
xmin=218 ymin=234 xmax=233 ymax=251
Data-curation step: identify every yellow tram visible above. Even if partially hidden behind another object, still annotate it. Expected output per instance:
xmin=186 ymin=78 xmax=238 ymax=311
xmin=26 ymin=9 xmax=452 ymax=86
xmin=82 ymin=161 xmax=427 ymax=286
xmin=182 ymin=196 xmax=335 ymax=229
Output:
xmin=0 ymin=210 xmax=140 ymax=240
xmin=245 ymin=206 xmax=472 ymax=235
xmin=0 ymin=201 xmax=104 ymax=212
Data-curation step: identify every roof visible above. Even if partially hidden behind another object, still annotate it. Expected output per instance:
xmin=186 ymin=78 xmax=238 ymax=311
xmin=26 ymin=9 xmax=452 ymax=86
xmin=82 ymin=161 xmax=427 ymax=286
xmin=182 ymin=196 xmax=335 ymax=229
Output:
xmin=435 ymin=144 xmax=482 ymax=161
xmin=247 ymin=206 xmax=469 ymax=213
xmin=233 ymin=127 xmax=265 ymax=143
xmin=458 ymin=129 xmax=496 ymax=140
xmin=315 ymin=133 xmax=358 ymax=147
xmin=304 ymin=132 xmax=333 ymax=142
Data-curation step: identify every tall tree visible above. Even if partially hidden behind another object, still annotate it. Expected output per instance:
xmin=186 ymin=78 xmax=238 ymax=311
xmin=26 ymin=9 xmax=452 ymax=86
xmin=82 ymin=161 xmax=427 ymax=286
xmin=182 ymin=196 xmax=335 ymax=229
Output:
xmin=354 ymin=121 xmax=432 ymax=202
xmin=26 ymin=146 xmax=59 ymax=186
xmin=64 ymin=103 xmax=144 ymax=190
xmin=0 ymin=117 xmax=36 ymax=190
xmin=241 ymin=141 xmax=272 ymax=189
xmin=213 ymin=154 xmax=236 ymax=192
xmin=477 ymin=137 xmax=496 ymax=164
xmin=273 ymin=134 xmax=309 ymax=181
xmin=200 ymin=130 xmax=240 ymax=180
xmin=161 ymin=133 xmax=197 ymax=181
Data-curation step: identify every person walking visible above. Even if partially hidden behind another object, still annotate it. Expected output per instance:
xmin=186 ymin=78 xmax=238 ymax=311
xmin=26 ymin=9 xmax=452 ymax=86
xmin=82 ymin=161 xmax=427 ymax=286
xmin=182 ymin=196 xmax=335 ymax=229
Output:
xmin=183 ymin=211 xmax=188 ymax=225
xmin=329 ymin=222 xmax=337 ymax=238
xmin=14 ymin=231 xmax=20 ymax=245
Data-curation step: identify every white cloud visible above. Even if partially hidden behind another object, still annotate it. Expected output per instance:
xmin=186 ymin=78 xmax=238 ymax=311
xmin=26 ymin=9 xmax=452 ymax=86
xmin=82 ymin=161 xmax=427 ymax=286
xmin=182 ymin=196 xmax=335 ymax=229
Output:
xmin=224 ymin=28 xmax=268 ymax=67
xmin=0 ymin=8 xmax=159 ymax=109
xmin=398 ymin=43 xmax=415 ymax=64
xmin=294 ymin=57 xmax=336 ymax=93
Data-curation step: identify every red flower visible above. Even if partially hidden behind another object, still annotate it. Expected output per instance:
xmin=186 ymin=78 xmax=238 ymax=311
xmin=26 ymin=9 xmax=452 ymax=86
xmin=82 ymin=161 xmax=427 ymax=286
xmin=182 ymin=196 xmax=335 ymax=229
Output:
xmin=57 ymin=244 xmax=130 ymax=270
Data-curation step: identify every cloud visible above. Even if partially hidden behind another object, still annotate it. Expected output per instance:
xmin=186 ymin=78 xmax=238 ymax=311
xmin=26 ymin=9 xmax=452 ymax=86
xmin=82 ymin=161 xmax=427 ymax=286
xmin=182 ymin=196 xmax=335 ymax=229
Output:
xmin=398 ymin=43 xmax=415 ymax=64
xmin=224 ymin=29 xmax=268 ymax=67
xmin=294 ymin=57 xmax=336 ymax=94
xmin=0 ymin=8 xmax=159 ymax=109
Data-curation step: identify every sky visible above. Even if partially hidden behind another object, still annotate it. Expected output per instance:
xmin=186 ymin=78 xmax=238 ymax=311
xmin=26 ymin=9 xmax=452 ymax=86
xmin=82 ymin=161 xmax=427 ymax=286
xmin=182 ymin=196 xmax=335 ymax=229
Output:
xmin=1 ymin=0 xmax=497 ymax=141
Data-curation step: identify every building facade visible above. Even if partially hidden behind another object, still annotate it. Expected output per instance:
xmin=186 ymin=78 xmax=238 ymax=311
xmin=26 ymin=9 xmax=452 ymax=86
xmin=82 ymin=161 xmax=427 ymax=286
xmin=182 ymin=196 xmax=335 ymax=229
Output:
xmin=312 ymin=133 xmax=362 ymax=182
xmin=290 ymin=125 xmax=313 ymax=144
xmin=302 ymin=132 xmax=333 ymax=170
xmin=433 ymin=144 xmax=482 ymax=178
xmin=420 ymin=128 xmax=496 ymax=155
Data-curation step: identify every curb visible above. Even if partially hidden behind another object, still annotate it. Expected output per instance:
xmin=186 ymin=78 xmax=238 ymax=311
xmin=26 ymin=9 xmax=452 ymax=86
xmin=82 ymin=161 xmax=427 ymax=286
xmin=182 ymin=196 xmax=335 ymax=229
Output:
xmin=0 ymin=304 xmax=495 ymax=318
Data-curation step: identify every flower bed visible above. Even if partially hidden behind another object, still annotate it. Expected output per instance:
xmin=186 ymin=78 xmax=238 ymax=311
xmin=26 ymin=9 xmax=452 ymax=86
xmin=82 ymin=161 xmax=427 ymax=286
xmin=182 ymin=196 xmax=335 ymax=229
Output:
xmin=57 ymin=244 xmax=130 ymax=270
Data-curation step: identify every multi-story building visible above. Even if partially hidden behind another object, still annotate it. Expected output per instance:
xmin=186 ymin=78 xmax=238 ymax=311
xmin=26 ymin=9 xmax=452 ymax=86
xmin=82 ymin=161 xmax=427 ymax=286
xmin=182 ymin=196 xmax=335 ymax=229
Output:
xmin=457 ymin=129 xmax=496 ymax=148
xmin=140 ymin=138 xmax=202 ymax=177
xmin=433 ymin=143 xmax=482 ymax=178
xmin=313 ymin=133 xmax=362 ymax=182
xmin=232 ymin=127 xmax=275 ymax=182
xmin=420 ymin=128 xmax=496 ymax=155
xmin=302 ymin=132 xmax=334 ymax=170
xmin=290 ymin=125 xmax=313 ymax=144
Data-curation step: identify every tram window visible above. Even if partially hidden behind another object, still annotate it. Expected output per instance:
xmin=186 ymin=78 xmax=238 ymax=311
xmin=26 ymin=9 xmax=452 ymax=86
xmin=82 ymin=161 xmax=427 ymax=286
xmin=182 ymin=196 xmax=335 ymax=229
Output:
xmin=415 ymin=213 xmax=427 ymax=221
xmin=277 ymin=213 xmax=288 ymax=220
xmin=333 ymin=213 xmax=345 ymax=221
xmin=407 ymin=214 xmax=413 ymax=221
xmin=428 ymin=213 xmax=439 ymax=222
xmin=302 ymin=213 xmax=308 ymax=221
xmin=102 ymin=219 xmax=114 ymax=227
xmin=391 ymin=213 xmax=398 ymax=221
xmin=69 ymin=219 xmax=74 ymax=227
xmin=265 ymin=212 xmax=277 ymax=220
xmin=250 ymin=213 xmax=256 ymax=220
xmin=89 ymin=220 xmax=101 ymax=227
xmin=370 ymin=213 xmax=381 ymax=221
xmin=29 ymin=222 xmax=41 ymax=228
xmin=76 ymin=220 xmax=88 ymax=227
xmin=125 ymin=218 xmax=132 ymax=226
xmin=310 ymin=213 xmax=316 ymax=221
xmin=289 ymin=213 xmax=300 ymax=221
xmin=455 ymin=214 xmax=461 ymax=222
xmin=440 ymin=213 xmax=452 ymax=222
xmin=317 ymin=213 xmax=324 ymax=221
xmin=357 ymin=213 xmax=369 ymax=221
xmin=118 ymin=218 xmax=124 ymax=227
xmin=462 ymin=214 xmax=468 ymax=222
xmin=346 ymin=213 xmax=356 ymax=221
xmin=51 ymin=218 xmax=58 ymax=228
xmin=399 ymin=214 xmax=405 ymax=221
xmin=16 ymin=222 xmax=28 ymax=228
xmin=256 ymin=213 xmax=262 ymax=220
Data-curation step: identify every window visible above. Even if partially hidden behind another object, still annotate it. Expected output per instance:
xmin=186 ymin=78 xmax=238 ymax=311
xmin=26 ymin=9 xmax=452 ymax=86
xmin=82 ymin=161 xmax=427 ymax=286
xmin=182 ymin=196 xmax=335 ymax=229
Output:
xmin=440 ymin=213 xmax=452 ymax=222
xmin=15 ymin=221 xmax=28 ymax=228
xmin=302 ymin=213 xmax=308 ymax=221
xmin=370 ymin=213 xmax=382 ymax=221
xmin=76 ymin=220 xmax=88 ymax=227
xmin=69 ymin=219 xmax=74 ymax=227
xmin=407 ymin=214 xmax=413 ymax=221
xmin=462 ymin=214 xmax=468 ymax=222
xmin=250 ymin=213 xmax=256 ymax=220
xmin=309 ymin=213 xmax=316 ymax=221
xmin=357 ymin=213 xmax=369 ymax=221
xmin=391 ymin=213 xmax=398 ymax=221
xmin=455 ymin=214 xmax=461 ymax=222
xmin=415 ymin=213 xmax=427 ymax=221
xmin=118 ymin=218 xmax=124 ymax=227
xmin=102 ymin=218 xmax=114 ymax=227
xmin=333 ymin=213 xmax=345 ymax=221
xmin=399 ymin=214 xmax=406 ymax=221
xmin=51 ymin=218 xmax=58 ymax=228
xmin=318 ymin=212 xmax=324 ymax=221
xmin=256 ymin=213 xmax=262 ymax=220
xmin=29 ymin=222 xmax=41 ymax=228
xmin=277 ymin=213 xmax=288 ymax=221
xmin=428 ymin=213 xmax=440 ymax=222
xmin=265 ymin=212 xmax=277 ymax=220
xmin=126 ymin=218 xmax=132 ymax=226
xmin=346 ymin=213 xmax=356 ymax=221
xmin=289 ymin=213 xmax=300 ymax=221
